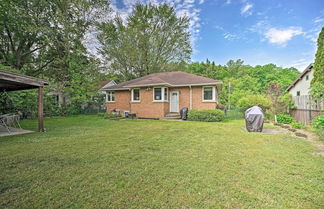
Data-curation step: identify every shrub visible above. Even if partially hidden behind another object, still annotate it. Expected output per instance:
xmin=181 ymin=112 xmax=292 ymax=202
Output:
xmin=97 ymin=112 xmax=105 ymax=117
xmin=237 ymin=95 xmax=272 ymax=111
xmin=312 ymin=115 xmax=324 ymax=129
xmin=291 ymin=121 xmax=305 ymax=129
xmin=188 ymin=109 xmax=225 ymax=122
xmin=277 ymin=113 xmax=293 ymax=124
xmin=103 ymin=113 xmax=122 ymax=119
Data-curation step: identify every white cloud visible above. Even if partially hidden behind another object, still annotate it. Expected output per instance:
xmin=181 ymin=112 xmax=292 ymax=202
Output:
xmin=289 ymin=58 xmax=314 ymax=71
xmin=264 ymin=27 xmax=303 ymax=46
xmin=314 ymin=17 xmax=324 ymax=23
xmin=241 ymin=3 xmax=253 ymax=16
xmin=223 ymin=33 xmax=238 ymax=40
xmin=225 ymin=0 xmax=231 ymax=5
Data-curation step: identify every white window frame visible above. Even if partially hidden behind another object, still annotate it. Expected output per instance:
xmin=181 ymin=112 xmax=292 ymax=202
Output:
xmin=202 ymin=86 xmax=216 ymax=102
xmin=106 ymin=91 xmax=115 ymax=102
xmin=153 ymin=87 xmax=168 ymax=102
xmin=131 ymin=88 xmax=140 ymax=102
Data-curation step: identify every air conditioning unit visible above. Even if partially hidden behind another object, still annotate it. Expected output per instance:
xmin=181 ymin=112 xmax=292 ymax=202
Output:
xmin=124 ymin=111 xmax=129 ymax=117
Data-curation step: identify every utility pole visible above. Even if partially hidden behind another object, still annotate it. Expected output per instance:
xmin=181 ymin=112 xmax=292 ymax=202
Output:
xmin=228 ymin=82 xmax=231 ymax=110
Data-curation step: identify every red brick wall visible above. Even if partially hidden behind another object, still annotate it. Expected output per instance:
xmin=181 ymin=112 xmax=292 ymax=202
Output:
xmin=192 ymin=86 xmax=217 ymax=109
xmin=106 ymin=90 xmax=131 ymax=114
xmin=106 ymin=86 xmax=218 ymax=119
xmin=130 ymin=88 xmax=167 ymax=118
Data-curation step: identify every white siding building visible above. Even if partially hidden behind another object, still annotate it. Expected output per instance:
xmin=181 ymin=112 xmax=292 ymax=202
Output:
xmin=286 ymin=64 xmax=313 ymax=97
xmin=286 ymin=63 xmax=324 ymax=124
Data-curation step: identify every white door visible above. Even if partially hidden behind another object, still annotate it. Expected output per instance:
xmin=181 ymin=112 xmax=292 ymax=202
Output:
xmin=170 ymin=91 xmax=179 ymax=112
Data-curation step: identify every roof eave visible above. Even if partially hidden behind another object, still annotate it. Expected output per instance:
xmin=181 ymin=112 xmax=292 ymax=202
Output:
xmin=103 ymin=81 xmax=223 ymax=90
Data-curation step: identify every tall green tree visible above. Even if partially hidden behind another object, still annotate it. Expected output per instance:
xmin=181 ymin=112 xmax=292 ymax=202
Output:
xmin=311 ymin=27 xmax=324 ymax=99
xmin=0 ymin=0 xmax=111 ymax=115
xmin=98 ymin=3 xmax=192 ymax=81
xmin=0 ymin=0 xmax=109 ymax=76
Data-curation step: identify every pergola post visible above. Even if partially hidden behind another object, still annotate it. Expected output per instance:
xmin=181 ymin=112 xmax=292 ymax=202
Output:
xmin=38 ymin=86 xmax=44 ymax=132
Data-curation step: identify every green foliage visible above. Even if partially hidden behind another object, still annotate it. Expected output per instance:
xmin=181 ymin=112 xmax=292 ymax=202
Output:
xmin=237 ymin=95 xmax=272 ymax=111
xmin=312 ymin=115 xmax=324 ymax=129
xmin=183 ymin=60 xmax=299 ymax=108
xmin=312 ymin=115 xmax=324 ymax=141
xmin=103 ymin=113 xmax=122 ymax=119
xmin=291 ymin=122 xmax=305 ymax=129
xmin=0 ymin=90 xmax=38 ymax=118
xmin=311 ymin=27 xmax=324 ymax=100
xmin=279 ymin=93 xmax=295 ymax=110
xmin=277 ymin=113 xmax=293 ymax=124
xmin=0 ymin=0 xmax=111 ymax=116
xmin=98 ymin=3 xmax=191 ymax=81
xmin=187 ymin=109 xmax=225 ymax=122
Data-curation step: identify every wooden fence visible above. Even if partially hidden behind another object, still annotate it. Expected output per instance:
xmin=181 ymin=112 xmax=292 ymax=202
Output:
xmin=290 ymin=96 xmax=324 ymax=125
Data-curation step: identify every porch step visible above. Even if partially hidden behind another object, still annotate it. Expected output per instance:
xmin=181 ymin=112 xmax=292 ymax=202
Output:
xmin=164 ymin=112 xmax=181 ymax=120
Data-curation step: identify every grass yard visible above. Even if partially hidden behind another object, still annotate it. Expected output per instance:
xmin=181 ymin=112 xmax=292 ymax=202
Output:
xmin=0 ymin=115 xmax=323 ymax=208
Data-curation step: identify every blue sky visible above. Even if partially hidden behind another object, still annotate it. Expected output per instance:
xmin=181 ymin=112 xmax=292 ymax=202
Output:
xmin=110 ymin=0 xmax=324 ymax=71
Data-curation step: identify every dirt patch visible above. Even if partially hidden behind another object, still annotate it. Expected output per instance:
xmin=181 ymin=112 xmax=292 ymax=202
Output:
xmin=240 ymin=127 xmax=288 ymax=134
xmin=262 ymin=128 xmax=288 ymax=134
xmin=271 ymin=122 xmax=324 ymax=156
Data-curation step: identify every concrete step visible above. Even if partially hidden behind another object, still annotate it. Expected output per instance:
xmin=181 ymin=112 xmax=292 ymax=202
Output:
xmin=165 ymin=112 xmax=180 ymax=117
xmin=164 ymin=112 xmax=181 ymax=120
xmin=164 ymin=116 xmax=181 ymax=119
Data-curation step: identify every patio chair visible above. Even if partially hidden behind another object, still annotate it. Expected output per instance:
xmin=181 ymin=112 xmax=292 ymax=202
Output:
xmin=6 ymin=114 xmax=21 ymax=129
xmin=0 ymin=116 xmax=11 ymax=133
xmin=0 ymin=114 xmax=21 ymax=132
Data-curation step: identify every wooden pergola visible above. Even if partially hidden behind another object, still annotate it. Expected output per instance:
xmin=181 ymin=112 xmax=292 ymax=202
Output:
xmin=0 ymin=70 xmax=49 ymax=132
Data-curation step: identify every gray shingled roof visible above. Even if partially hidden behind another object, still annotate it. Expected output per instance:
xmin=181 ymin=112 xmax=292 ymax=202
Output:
xmin=103 ymin=71 xmax=222 ymax=90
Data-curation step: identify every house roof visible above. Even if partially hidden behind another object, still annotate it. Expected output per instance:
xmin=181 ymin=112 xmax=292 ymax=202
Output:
xmin=103 ymin=71 xmax=222 ymax=90
xmin=286 ymin=63 xmax=313 ymax=92
xmin=96 ymin=80 xmax=112 ymax=87
xmin=0 ymin=70 xmax=48 ymax=91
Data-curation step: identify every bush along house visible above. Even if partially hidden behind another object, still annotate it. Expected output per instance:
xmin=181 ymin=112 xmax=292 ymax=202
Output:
xmin=101 ymin=72 xmax=223 ymax=119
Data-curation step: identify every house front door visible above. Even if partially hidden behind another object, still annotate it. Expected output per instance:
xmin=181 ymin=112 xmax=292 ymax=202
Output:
xmin=170 ymin=91 xmax=179 ymax=112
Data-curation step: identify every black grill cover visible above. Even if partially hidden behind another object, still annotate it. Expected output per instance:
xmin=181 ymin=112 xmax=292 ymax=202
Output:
xmin=245 ymin=106 xmax=264 ymax=132
xmin=180 ymin=107 xmax=188 ymax=120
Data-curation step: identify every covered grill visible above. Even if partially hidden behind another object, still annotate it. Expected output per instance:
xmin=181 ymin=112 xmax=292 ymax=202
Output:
xmin=245 ymin=106 xmax=264 ymax=132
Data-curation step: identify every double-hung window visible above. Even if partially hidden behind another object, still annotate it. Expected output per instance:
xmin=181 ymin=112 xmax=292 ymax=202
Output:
xmin=153 ymin=87 xmax=168 ymax=101
xmin=203 ymin=86 xmax=216 ymax=101
xmin=106 ymin=91 xmax=115 ymax=102
xmin=132 ymin=89 xmax=140 ymax=102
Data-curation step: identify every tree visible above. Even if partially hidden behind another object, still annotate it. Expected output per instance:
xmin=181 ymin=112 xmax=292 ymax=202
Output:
xmin=0 ymin=0 xmax=111 ymax=115
xmin=98 ymin=3 xmax=192 ymax=81
xmin=311 ymin=27 xmax=324 ymax=99
xmin=0 ymin=0 xmax=109 ymax=76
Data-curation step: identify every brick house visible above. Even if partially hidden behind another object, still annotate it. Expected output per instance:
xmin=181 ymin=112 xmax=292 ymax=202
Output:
xmin=102 ymin=72 xmax=223 ymax=119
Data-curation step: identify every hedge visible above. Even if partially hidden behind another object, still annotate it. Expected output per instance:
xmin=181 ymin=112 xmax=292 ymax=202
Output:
xmin=188 ymin=109 xmax=225 ymax=122
xmin=103 ymin=113 xmax=122 ymax=119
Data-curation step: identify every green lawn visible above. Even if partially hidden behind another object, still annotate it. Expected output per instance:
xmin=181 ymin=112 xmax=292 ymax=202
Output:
xmin=0 ymin=115 xmax=323 ymax=208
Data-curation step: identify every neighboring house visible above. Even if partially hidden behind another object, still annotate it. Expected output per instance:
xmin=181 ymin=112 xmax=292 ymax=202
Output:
xmin=286 ymin=63 xmax=324 ymax=124
xmin=81 ymin=80 xmax=117 ymax=112
xmin=50 ymin=80 xmax=116 ymax=108
xmin=96 ymin=80 xmax=117 ymax=94
xmin=102 ymin=71 xmax=223 ymax=119
xmin=286 ymin=63 xmax=314 ymax=98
